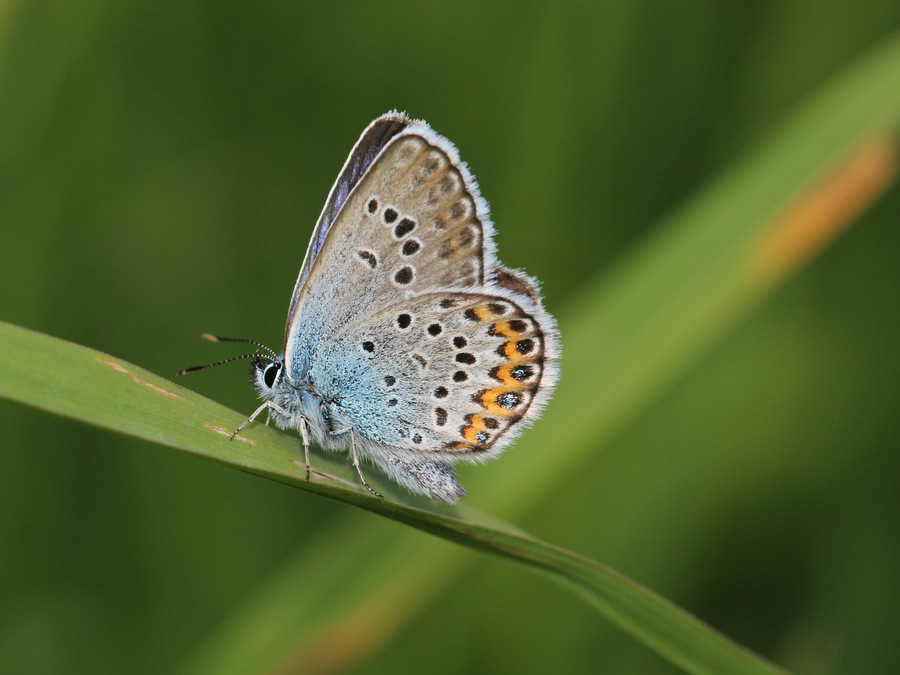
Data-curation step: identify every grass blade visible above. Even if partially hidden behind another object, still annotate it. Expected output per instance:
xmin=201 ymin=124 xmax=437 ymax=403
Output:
xmin=0 ymin=320 xmax=784 ymax=675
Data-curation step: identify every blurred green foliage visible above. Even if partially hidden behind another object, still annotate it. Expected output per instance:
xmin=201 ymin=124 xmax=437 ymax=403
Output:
xmin=1 ymin=2 xmax=899 ymax=674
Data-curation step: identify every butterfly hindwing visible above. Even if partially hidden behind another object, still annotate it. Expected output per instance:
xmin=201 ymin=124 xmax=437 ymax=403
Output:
xmin=309 ymin=288 xmax=552 ymax=458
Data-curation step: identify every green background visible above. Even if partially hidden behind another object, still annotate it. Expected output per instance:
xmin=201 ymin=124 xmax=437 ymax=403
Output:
xmin=1 ymin=2 xmax=899 ymax=673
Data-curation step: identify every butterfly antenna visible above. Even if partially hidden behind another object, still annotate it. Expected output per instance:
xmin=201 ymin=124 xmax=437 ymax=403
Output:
xmin=200 ymin=333 xmax=279 ymax=358
xmin=177 ymin=334 xmax=279 ymax=376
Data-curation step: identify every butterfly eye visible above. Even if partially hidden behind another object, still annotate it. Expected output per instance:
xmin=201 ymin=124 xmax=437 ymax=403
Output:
xmin=263 ymin=363 xmax=281 ymax=388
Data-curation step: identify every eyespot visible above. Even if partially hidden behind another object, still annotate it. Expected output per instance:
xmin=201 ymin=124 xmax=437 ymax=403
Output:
xmin=394 ymin=218 xmax=416 ymax=239
xmin=497 ymin=392 xmax=522 ymax=409
xmin=357 ymin=249 xmax=378 ymax=268
xmin=516 ymin=339 xmax=534 ymax=355
xmin=394 ymin=266 xmax=414 ymax=285
xmin=401 ymin=239 xmax=421 ymax=256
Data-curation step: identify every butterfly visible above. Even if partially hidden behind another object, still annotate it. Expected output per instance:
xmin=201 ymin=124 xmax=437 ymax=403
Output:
xmin=182 ymin=112 xmax=559 ymax=504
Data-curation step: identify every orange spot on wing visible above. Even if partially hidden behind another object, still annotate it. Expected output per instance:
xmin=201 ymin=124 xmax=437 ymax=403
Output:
xmin=502 ymin=341 xmax=521 ymax=360
xmin=491 ymin=321 xmax=520 ymax=340
xmin=473 ymin=387 xmax=525 ymax=417
xmin=473 ymin=304 xmax=504 ymax=321
xmin=492 ymin=363 xmax=534 ymax=388
xmin=462 ymin=414 xmax=492 ymax=444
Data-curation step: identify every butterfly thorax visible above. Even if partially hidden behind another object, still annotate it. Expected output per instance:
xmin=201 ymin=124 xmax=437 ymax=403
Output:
xmin=250 ymin=355 xmax=351 ymax=450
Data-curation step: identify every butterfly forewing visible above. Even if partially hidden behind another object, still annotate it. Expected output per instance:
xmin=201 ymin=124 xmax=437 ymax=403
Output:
xmin=285 ymin=114 xmax=412 ymax=347
xmin=285 ymin=126 xmax=492 ymax=364
xmin=355 ymin=133 xmax=489 ymax=291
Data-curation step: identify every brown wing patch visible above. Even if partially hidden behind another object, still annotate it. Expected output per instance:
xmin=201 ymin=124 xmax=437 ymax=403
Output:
xmin=349 ymin=135 xmax=486 ymax=296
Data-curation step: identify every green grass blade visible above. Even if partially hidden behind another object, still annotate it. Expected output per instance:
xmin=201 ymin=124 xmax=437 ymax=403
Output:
xmin=0 ymin=320 xmax=783 ymax=675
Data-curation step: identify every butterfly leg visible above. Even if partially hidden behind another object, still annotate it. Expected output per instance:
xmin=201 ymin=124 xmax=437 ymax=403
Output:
xmin=298 ymin=416 xmax=312 ymax=481
xmin=350 ymin=430 xmax=384 ymax=500
xmin=231 ymin=401 xmax=275 ymax=439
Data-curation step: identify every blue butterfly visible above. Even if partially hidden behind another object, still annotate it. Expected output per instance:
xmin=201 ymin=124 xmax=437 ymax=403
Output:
xmin=182 ymin=113 xmax=559 ymax=503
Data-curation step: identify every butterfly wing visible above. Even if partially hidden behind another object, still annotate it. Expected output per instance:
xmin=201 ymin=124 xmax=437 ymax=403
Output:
xmin=309 ymin=286 xmax=557 ymax=458
xmin=284 ymin=114 xmax=498 ymax=368
xmin=284 ymin=113 xmax=412 ymax=347
xmin=280 ymin=113 xmax=559 ymax=503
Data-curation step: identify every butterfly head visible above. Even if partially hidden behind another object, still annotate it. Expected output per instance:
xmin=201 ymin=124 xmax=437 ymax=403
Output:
xmin=250 ymin=353 xmax=285 ymax=400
